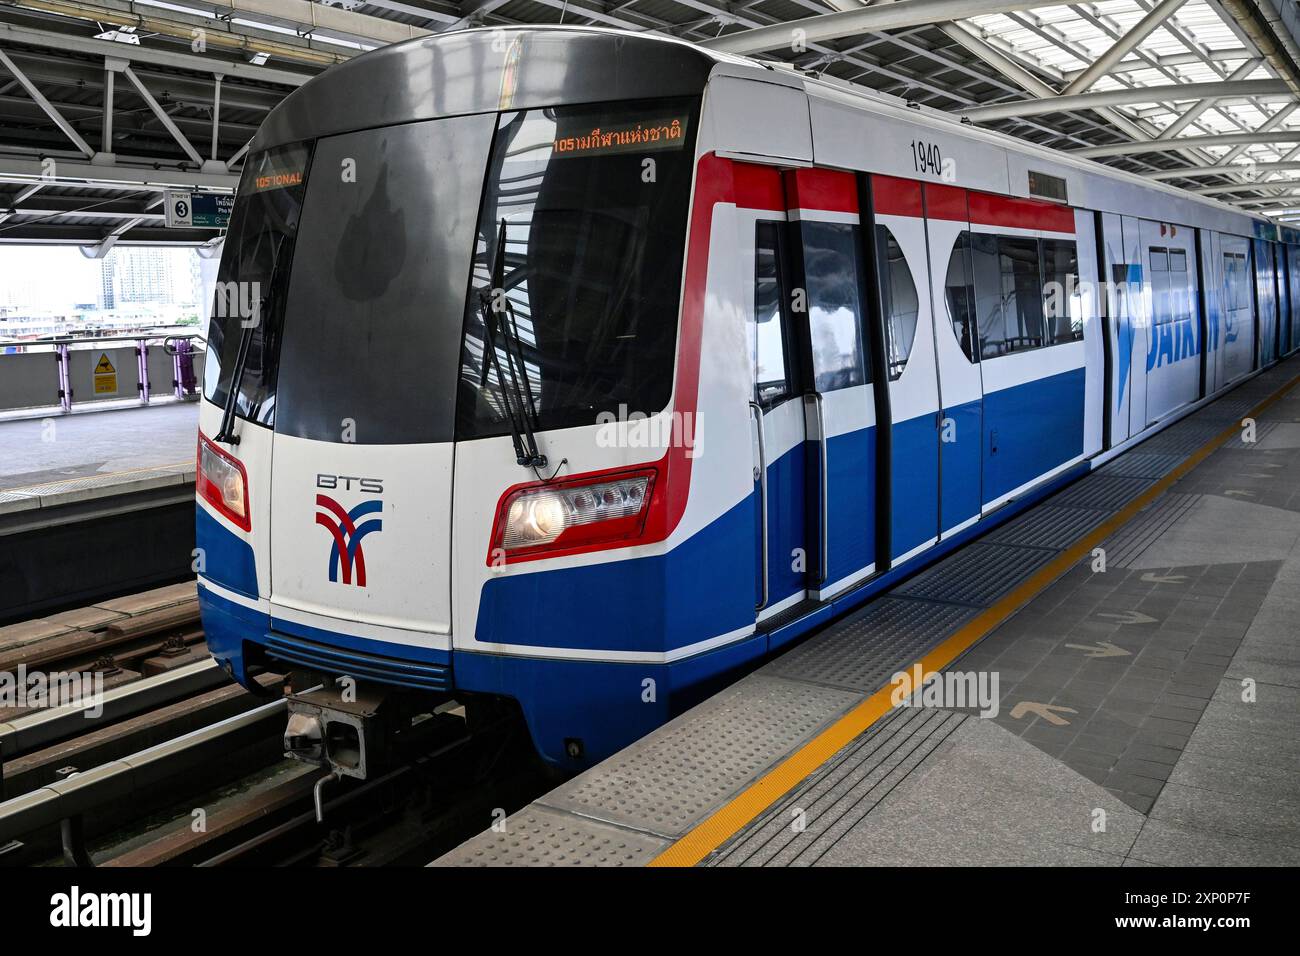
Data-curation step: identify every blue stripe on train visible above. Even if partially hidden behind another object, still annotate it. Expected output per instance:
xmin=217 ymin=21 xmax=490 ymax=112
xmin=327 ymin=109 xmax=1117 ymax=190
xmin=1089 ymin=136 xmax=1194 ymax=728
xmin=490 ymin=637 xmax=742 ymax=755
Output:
xmin=982 ymin=365 xmax=1086 ymax=504
xmin=196 ymin=505 xmax=258 ymax=598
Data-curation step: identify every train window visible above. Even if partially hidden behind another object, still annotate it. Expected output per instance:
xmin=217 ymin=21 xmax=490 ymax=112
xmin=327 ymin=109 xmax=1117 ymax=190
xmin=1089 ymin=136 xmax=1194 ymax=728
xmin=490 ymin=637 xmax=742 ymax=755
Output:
xmin=968 ymin=233 xmax=1006 ymax=358
xmin=1150 ymin=248 xmax=1168 ymax=272
xmin=1170 ymin=250 xmax=1188 ymax=272
xmin=1224 ymin=252 xmax=1249 ymax=310
xmin=203 ymin=142 xmax=313 ymax=426
xmin=800 ymin=221 xmax=868 ymax=391
xmin=754 ymin=221 xmax=793 ymax=408
xmin=993 ymin=236 xmax=1046 ymax=356
xmin=944 ymin=232 xmax=979 ymax=363
xmin=275 ymin=115 xmax=495 ymax=444
xmin=457 ymin=98 xmax=699 ymax=439
xmin=874 ymin=225 xmax=919 ymax=380
xmin=1041 ymin=239 xmax=1082 ymax=345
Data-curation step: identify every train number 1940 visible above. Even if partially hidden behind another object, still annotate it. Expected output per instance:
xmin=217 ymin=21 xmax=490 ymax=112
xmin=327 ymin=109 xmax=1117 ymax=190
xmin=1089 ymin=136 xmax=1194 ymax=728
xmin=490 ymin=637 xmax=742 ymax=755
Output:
xmin=909 ymin=139 xmax=951 ymax=180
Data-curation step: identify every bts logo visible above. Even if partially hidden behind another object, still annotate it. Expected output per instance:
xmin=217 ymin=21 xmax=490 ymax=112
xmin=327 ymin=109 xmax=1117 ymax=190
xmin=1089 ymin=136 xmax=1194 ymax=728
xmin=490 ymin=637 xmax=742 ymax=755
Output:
xmin=315 ymin=494 xmax=383 ymax=587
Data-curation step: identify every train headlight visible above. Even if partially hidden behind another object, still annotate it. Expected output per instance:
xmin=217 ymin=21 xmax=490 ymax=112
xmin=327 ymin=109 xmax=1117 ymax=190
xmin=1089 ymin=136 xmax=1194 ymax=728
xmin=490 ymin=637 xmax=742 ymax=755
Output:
xmin=494 ymin=469 xmax=657 ymax=561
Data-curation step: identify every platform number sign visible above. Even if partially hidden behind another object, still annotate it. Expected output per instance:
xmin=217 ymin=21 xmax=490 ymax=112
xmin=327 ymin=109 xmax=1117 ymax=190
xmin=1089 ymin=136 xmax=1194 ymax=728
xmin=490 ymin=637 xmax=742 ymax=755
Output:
xmin=165 ymin=189 xmax=231 ymax=229
xmin=165 ymin=190 xmax=193 ymax=228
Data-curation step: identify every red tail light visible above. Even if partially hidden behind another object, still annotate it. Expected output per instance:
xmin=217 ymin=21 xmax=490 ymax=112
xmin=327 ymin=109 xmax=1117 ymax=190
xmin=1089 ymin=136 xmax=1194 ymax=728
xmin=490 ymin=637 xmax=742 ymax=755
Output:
xmin=489 ymin=467 xmax=658 ymax=564
xmin=197 ymin=432 xmax=251 ymax=531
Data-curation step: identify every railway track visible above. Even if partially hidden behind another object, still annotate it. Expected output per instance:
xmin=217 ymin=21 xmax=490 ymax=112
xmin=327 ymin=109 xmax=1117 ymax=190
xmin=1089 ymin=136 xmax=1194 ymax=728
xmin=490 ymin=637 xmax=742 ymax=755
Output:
xmin=0 ymin=583 xmax=552 ymax=866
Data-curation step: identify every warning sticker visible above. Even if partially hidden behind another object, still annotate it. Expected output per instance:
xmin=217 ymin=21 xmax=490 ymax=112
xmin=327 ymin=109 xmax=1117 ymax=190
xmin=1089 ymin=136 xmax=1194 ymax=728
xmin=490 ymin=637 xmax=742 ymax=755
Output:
xmin=93 ymin=353 xmax=118 ymax=395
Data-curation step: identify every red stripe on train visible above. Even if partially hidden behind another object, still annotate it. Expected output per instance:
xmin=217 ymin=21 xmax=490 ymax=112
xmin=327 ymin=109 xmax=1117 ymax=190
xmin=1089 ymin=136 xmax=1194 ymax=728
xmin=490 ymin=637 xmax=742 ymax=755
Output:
xmin=784 ymin=168 xmax=859 ymax=215
xmin=966 ymin=191 xmax=1075 ymax=233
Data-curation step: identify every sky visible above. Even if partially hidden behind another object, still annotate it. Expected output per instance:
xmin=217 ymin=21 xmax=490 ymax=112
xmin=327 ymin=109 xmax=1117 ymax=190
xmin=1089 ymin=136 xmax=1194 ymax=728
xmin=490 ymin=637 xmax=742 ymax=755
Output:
xmin=0 ymin=246 xmax=201 ymax=312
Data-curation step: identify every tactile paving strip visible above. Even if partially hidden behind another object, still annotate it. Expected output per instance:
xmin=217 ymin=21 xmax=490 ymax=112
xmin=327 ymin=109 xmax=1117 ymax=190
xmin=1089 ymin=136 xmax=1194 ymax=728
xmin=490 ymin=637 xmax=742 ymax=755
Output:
xmin=766 ymin=597 xmax=979 ymax=694
xmin=986 ymin=505 xmax=1110 ymax=550
xmin=1097 ymin=492 xmax=1201 ymax=569
xmin=1141 ymin=422 xmax=1224 ymax=456
xmin=1050 ymin=474 xmax=1152 ymax=511
xmin=431 ymin=804 xmax=668 ymax=867
xmin=895 ymin=543 xmax=1057 ymax=607
xmin=537 ymin=674 xmax=861 ymax=839
xmin=1098 ymin=452 xmax=1183 ymax=480
xmin=708 ymin=707 xmax=966 ymax=867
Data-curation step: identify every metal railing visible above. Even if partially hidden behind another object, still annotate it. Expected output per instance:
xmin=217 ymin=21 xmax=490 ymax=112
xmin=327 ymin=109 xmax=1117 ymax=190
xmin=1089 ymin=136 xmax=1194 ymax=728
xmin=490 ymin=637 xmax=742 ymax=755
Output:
xmin=0 ymin=331 xmax=206 ymax=415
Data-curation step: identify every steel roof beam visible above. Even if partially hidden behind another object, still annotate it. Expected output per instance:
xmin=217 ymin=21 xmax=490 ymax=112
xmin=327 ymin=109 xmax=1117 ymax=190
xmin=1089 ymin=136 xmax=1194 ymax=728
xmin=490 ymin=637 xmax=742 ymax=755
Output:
xmin=0 ymin=156 xmax=238 ymax=191
xmin=1062 ymin=0 xmax=1190 ymax=95
xmin=1143 ymin=158 xmax=1300 ymax=180
xmin=0 ymin=47 xmax=95 ymax=158
xmin=700 ymin=0 xmax=1052 ymax=56
xmin=121 ymin=65 xmax=204 ymax=167
xmin=961 ymin=78 xmax=1289 ymax=121
xmin=1074 ymin=131 xmax=1300 ymax=158
xmin=0 ymin=21 xmax=311 ymax=88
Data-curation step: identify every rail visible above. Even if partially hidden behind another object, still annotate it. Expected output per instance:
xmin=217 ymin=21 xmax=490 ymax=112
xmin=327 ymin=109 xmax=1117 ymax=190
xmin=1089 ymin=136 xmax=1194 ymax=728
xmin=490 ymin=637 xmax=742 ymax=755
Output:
xmin=0 ymin=331 xmax=206 ymax=416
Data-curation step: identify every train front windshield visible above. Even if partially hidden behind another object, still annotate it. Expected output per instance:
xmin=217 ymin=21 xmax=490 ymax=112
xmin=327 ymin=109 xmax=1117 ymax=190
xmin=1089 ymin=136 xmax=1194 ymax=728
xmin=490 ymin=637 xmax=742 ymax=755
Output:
xmin=205 ymin=97 xmax=700 ymax=445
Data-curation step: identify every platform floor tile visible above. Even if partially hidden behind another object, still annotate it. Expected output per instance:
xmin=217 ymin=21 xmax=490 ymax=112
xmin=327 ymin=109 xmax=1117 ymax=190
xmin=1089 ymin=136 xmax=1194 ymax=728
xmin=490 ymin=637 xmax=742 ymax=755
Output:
xmin=1050 ymin=474 xmax=1153 ymax=511
xmin=765 ymin=597 xmax=977 ymax=694
xmin=1096 ymin=451 xmax=1183 ymax=480
xmin=1100 ymin=493 xmax=1200 ymax=568
xmin=430 ymin=804 xmax=669 ymax=867
xmin=712 ymin=715 xmax=1143 ymax=867
xmin=894 ymin=543 xmax=1056 ymax=607
xmin=959 ymin=560 xmax=1282 ymax=813
xmin=536 ymin=674 xmax=861 ymax=839
xmin=987 ymin=504 xmax=1111 ymax=551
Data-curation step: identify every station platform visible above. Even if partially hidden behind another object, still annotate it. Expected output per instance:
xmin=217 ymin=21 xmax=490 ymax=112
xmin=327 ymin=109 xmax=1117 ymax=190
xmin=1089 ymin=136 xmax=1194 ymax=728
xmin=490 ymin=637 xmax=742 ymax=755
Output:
xmin=0 ymin=403 xmax=199 ymax=622
xmin=437 ymin=358 xmax=1300 ymax=867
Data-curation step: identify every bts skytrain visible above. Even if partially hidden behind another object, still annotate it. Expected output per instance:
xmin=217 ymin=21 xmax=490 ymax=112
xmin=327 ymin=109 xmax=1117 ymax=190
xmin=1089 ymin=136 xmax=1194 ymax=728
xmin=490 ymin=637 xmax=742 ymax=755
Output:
xmin=196 ymin=26 xmax=1299 ymax=773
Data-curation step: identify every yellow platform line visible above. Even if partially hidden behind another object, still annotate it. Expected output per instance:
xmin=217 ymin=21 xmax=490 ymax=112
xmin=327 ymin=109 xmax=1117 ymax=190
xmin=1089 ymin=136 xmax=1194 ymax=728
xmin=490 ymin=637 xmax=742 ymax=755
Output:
xmin=649 ymin=373 xmax=1300 ymax=867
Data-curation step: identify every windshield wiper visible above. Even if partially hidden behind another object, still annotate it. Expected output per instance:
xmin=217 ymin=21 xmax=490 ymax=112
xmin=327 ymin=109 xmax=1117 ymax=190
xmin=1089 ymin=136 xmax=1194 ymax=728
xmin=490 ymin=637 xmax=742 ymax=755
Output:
xmin=213 ymin=287 xmax=270 ymax=446
xmin=479 ymin=219 xmax=547 ymax=469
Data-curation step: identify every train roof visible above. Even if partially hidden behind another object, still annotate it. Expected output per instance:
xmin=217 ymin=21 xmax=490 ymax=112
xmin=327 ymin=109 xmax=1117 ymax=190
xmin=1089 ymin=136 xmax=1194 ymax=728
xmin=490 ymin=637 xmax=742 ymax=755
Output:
xmin=252 ymin=24 xmax=1297 ymax=245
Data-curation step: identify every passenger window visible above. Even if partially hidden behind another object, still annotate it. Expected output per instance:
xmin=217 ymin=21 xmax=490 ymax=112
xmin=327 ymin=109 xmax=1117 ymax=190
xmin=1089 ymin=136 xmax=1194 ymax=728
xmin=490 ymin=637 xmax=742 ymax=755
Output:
xmin=969 ymin=232 xmax=1006 ymax=358
xmin=994 ymin=236 xmax=1045 ymax=356
xmin=945 ymin=231 xmax=979 ymax=363
xmin=1041 ymin=238 xmax=1082 ymax=345
xmin=754 ymin=221 xmax=792 ymax=408
xmin=874 ymin=224 xmax=920 ymax=380
xmin=1169 ymin=250 xmax=1187 ymax=273
xmin=801 ymin=221 xmax=868 ymax=391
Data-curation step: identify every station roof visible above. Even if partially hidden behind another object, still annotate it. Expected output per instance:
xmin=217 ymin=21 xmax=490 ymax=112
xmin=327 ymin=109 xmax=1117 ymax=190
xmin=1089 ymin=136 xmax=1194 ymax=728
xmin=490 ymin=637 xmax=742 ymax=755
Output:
xmin=3 ymin=0 xmax=1300 ymax=248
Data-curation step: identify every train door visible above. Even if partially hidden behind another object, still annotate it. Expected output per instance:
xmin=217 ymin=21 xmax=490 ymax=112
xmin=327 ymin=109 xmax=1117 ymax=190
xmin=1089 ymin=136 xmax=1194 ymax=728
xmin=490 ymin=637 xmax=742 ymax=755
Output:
xmin=922 ymin=183 xmax=983 ymax=537
xmin=869 ymin=176 xmax=941 ymax=563
xmin=1255 ymin=238 xmax=1278 ymax=369
xmin=1202 ymin=231 xmax=1224 ymax=394
xmin=1140 ymin=220 xmax=1200 ymax=425
xmin=1219 ymin=235 xmax=1255 ymax=386
xmin=1099 ymin=212 xmax=1136 ymax=447
xmin=749 ymin=197 xmax=809 ymax=621
xmin=1275 ymin=243 xmax=1289 ymax=358
xmin=1121 ymin=215 xmax=1150 ymax=431
xmin=1289 ymin=245 xmax=1300 ymax=355
xmin=784 ymin=169 xmax=879 ymax=598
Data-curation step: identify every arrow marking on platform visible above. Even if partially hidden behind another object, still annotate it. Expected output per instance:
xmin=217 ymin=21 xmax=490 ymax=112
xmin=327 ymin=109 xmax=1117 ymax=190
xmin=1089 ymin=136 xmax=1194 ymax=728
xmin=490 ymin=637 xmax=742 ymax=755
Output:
xmin=1063 ymin=641 xmax=1132 ymax=659
xmin=1097 ymin=610 xmax=1159 ymax=625
xmin=1010 ymin=701 xmax=1079 ymax=726
xmin=1141 ymin=572 xmax=1187 ymax=584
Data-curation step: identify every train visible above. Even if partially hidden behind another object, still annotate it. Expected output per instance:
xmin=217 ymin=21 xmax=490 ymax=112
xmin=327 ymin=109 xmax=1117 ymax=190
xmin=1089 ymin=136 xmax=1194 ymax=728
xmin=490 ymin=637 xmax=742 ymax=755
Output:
xmin=196 ymin=25 xmax=1299 ymax=775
